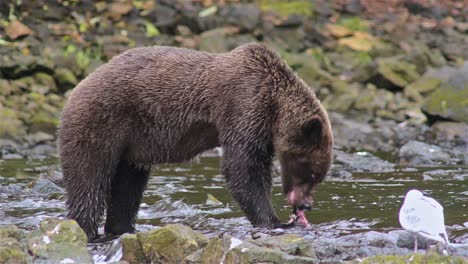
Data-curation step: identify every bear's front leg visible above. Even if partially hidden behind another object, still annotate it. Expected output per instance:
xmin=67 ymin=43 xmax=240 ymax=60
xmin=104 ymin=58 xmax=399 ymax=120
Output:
xmin=222 ymin=145 xmax=281 ymax=227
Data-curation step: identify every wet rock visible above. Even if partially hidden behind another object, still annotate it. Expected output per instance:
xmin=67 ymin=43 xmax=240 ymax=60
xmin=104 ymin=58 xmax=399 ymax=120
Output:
xmin=399 ymin=140 xmax=453 ymax=165
xmin=137 ymin=224 xmax=208 ymax=263
xmin=201 ymin=234 xmax=317 ymax=264
xmin=388 ymin=230 xmax=429 ymax=250
xmin=334 ymin=150 xmax=395 ymax=172
xmin=121 ymin=234 xmax=146 ymax=264
xmin=313 ymin=231 xmax=408 ymax=262
xmin=28 ymin=218 xmax=92 ymax=263
xmin=28 ymin=171 xmax=64 ymax=198
xmin=219 ymin=4 xmax=261 ymax=32
xmin=54 ymin=68 xmax=78 ymax=91
xmin=5 ymin=20 xmax=34 ymax=40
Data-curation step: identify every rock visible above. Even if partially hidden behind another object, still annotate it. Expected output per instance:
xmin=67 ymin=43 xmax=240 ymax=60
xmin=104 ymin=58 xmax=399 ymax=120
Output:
xmin=0 ymin=107 xmax=26 ymax=140
xmin=373 ymin=58 xmax=420 ymax=90
xmin=250 ymin=234 xmax=316 ymax=259
xmin=219 ymin=4 xmax=261 ymax=32
xmin=202 ymin=234 xmax=317 ymax=264
xmin=431 ymin=121 xmax=468 ymax=147
xmin=326 ymin=24 xmax=353 ymax=38
xmin=28 ymin=174 xmax=64 ymax=198
xmin=345 ymin=0 xmax=363 ymax=14
xmin=147 ymin=4 xmax=177 ymax=32
xmin=0 ymin=225 xmax=28 ymax=264
xmin=121 ymin=234 xmax=146 ymax=264
xmin=199 ymin=27 xmax=239 ymax=53
xmin=338 ymin=32 xmax=378 ymax=52
xmin=137 ymin=224 xmax=208 ymax=263
xmin=405 ymin=76 xmax=441 ymax=97
xmin=109 ymin=2 xmax=133 ymax=21
xmin=32 ymin=72 xmax=58 ymax=94
xmin=399 ymin=140 xmax=453 ymax=165
xmin=28 ymin=218 xmax=92 ymax=263
xmin=54 ymin=68 xmax=78 ymax=91
xmin=334 ymin=150 xmax=395 ymax=172
xmin=355 ymin=253 xmax=468 ymax=264
xmin=5 ymin=20 xmax=34 ymax=40
xmin=422 ymin=83 xmax=468 ymax=123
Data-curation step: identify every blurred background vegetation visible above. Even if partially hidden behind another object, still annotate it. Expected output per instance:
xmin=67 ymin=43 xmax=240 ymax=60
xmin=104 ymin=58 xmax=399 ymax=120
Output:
xmin=0 ymin=0 xmax=467 ymax=155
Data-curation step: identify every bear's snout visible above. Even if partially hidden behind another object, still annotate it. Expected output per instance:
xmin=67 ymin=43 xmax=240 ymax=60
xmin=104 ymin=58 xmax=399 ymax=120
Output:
xmin=287 ymin=187 xmax=313 ymax=209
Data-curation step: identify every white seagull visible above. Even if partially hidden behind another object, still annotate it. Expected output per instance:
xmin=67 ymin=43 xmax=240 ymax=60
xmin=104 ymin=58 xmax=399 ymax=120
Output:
xmin=399 ymin=189 xmax=449 ymax=252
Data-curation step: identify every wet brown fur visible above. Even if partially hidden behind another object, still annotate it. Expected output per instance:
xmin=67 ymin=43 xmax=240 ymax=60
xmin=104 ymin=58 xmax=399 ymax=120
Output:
xmin=58 ymin=43 xmax=333 ymax=240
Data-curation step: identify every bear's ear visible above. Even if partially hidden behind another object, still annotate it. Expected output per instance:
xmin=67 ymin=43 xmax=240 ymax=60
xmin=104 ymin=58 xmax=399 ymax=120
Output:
xmin=297 ymin=117 xmax=322 ymax=146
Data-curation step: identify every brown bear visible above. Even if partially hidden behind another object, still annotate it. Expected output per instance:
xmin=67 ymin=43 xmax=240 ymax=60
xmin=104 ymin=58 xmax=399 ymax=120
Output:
xmin=58 ymin=43 xmax=333 ymax=241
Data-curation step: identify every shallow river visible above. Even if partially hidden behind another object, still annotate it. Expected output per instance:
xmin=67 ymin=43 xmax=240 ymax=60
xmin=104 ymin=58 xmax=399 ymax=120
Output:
xmin=0 ymin=155 xmax=467 ymax=258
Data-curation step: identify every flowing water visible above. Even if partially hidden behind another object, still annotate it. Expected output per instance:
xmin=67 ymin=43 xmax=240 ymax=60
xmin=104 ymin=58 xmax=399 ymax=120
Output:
xmin=0 ymin=155 xmax=467 ymax=259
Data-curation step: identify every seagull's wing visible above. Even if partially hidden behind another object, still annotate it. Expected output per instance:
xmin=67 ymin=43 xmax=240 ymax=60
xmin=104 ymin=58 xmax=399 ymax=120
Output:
xmin=415 ymin=196 xmax=448 ymax=244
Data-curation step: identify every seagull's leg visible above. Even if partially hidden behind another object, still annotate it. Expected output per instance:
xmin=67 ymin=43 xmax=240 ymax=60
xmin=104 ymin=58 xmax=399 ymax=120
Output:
xmin=413 ymin=235 xmax=418 ymax=252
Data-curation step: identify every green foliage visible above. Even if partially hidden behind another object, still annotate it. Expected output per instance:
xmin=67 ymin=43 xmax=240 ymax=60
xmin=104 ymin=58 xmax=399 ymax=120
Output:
xmin=76 ymin=50 xmax=91 ymax=70
xmin=144 ymin=21 xmax=160 ymax=38
xmin=258 ymin=0 xmax=314 ymax=18
xmin=339 ymin=16 xmax=369 ymax=32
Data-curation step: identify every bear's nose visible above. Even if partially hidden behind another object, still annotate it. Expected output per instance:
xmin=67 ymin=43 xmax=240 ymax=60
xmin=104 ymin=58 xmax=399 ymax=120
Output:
xmin=298 ymin=203 xmax=312 ymax=211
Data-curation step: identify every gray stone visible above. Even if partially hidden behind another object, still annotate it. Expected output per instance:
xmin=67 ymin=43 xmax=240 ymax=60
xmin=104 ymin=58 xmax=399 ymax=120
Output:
xmin=399 ymin=140 xmax=453 ymax=165
xmin=334 ymin=150 xmax=394 ymax=172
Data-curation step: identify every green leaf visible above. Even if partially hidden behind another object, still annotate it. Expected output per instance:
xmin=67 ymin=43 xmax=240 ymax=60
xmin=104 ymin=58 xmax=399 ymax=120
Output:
xmin=144 ymin=21 xmax=159 ymax=38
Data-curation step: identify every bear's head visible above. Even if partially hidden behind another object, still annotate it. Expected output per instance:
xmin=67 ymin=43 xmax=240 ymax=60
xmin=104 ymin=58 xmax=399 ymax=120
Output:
xmin=274 ymin=84 xmax=333 ymax=212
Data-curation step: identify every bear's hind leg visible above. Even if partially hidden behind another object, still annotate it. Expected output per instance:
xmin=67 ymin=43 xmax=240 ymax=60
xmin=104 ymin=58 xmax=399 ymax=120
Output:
xmin=104 ymin=161 xmax=150 ymax=236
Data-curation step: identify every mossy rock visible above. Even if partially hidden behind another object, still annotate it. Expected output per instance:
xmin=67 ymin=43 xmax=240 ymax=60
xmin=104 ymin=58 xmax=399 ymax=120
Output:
xmin=249 ymin=234 xmax=316 ymax=259
xmin=0 ymin=247 xmax=27 ymax=264
xmin=54 ymin=68 xmax=78 ymax=91
xmin=28 ymin=219 xmax=92 ymax=263
xmin=356 ymin=253 xmax=468 ymax=264
xmin=199 ymin=236 xmax=237 ymax=264
xmin=0 ymin=225 xmax=25 ymax=241
xmin=406 ymin=76 xmax=441 ymax=95
xmin=375 ymin=58 xmax=420 ymax=89
xmin=0 ymin=107 xmax=26 ymax=140
xmin=137 ymin=224 xmax=208 ymax=263
xmin=258 ymin=0 xmax=314 ymax=18
xmin=422 ymin=83 xmax=468 ymax=123
xmin=121 ymin=233 xmax=146 ymax=264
